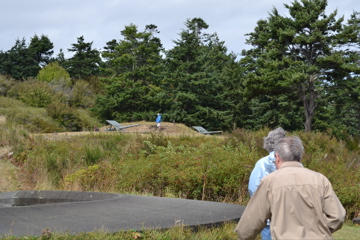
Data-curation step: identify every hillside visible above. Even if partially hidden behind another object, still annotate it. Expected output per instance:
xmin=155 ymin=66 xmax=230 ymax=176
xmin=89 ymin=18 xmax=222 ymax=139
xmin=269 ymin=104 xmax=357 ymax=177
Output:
xmin=31 ymin=121 xmax=205 ymax=141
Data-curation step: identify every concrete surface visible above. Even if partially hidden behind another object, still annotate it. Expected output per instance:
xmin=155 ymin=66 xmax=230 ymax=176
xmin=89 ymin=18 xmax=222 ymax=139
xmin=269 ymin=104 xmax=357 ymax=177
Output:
xmin=0 ymin=190 xmax=245 ymax=237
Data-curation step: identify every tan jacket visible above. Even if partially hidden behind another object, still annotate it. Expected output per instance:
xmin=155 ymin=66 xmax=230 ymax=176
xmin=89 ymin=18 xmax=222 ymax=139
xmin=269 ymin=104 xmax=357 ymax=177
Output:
xmin=235 ymin=162 xmax=346 ymax=240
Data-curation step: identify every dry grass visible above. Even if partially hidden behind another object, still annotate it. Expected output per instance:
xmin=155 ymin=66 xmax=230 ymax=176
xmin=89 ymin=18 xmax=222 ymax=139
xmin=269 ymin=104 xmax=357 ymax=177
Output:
xmin=0 ymin=115 xmax=5 ymax=125
xmin=0 ymin=147 xmax=20 ymax=192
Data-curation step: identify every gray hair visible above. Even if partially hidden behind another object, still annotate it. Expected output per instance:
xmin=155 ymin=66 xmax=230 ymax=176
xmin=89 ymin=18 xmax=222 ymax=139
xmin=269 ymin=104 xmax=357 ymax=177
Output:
xmin=263 ymin=127 xmax=286 ymax=152
xmin=274 ymin=136 xmax=304 ymax=162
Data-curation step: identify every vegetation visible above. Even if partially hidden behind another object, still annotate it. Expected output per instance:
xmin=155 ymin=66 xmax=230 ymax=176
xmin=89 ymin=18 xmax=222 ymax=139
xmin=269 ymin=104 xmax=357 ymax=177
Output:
xmin=0 ymin=119 xmax=359 ymax=239
xmin=0 ymin=1 xmax=359 ymax=238
xmin=240 ymin=1 xmax=360 ymax=132
xmin=0 ymin=0 xmax=359 ymax=137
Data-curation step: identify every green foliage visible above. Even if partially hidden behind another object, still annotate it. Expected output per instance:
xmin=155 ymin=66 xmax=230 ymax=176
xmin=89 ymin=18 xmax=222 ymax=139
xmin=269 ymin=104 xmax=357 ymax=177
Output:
xmin=37 ymin=62 xmax=71 ymax=84
xmin=8 ymin=80 xmax=53 ymax=107
xmin=8 ymin=127 xmax=357 ymax=220
xmin=0 ymin=114 xmax=30 ymax=148
xmin=162 ymin=18 xmax=240 ymax=130
xmin=0 ymin=74 xmax=16 ymax=96
xmin=84 ymin=145 xmax=104 ymax=166
xmin=46 ymin=155 xmax=61 ymax=186
xmin=94 ymin=24 xmax=164 ymax=121
xmin=0 ymin=35 xmax=54 ymax=80
xmin=0 ymin=38 xmax=36 ymax=80
xmin=46 ymin=103 xmax=97 ymax=131
xmin=241 ymin=0 xmax=360 ymax=132
xmin=64 ymin=36 xmax=102 ymax=80
xmin=0 ymin=96 xmax=64 ymax=133
xmin=0 ymin=95 xmax=101 ymax=133
xmin=70 ymin=80 xmax=96 ymax=108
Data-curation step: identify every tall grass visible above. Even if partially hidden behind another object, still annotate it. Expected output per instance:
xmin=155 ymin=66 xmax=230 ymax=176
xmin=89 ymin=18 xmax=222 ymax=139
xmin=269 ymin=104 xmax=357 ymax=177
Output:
xmin=1 ymin=123 xmax=359 ymax=239
xmin=3 ymin=128 xmax=358 ymax=219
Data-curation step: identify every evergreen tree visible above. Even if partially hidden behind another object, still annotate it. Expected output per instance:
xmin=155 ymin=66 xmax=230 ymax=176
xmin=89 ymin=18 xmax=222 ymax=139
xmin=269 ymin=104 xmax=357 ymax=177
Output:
xmin=94 ymin=24 xmax=164 ymax=121
xmin=316 ymin=11 xmax=360 ymax=136
xmin=28 ymin=34 xmax=54 ymax=68
xmin=163 ymin=18 xmax=238 ymax=129
xmin=0 ymin=38 xmax=30 ymax=80
xmin=65 ymin=36 xmax=102 ymax=80
xmin=0 ymin=35 xmax=54 ymax=80
xmin=240 ymin=0 xmax=359 ymax=132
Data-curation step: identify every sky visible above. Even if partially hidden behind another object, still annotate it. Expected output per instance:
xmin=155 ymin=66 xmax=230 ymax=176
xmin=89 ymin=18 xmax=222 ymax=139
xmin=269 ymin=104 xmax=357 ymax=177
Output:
xmin=0 ymin=0 xmax=358 ymax=58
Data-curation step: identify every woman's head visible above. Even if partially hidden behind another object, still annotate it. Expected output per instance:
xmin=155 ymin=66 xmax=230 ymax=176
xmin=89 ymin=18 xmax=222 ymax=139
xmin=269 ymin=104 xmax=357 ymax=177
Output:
xmin=263 ymin=127 xmax=286 ymax=152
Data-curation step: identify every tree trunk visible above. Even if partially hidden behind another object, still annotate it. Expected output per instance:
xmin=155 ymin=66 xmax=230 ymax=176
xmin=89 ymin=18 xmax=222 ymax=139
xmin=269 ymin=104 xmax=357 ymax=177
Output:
xmin=300 ymin=75 xmax=318 ymax=132
xmin=304 ymin=108 xmax=313 ymax=132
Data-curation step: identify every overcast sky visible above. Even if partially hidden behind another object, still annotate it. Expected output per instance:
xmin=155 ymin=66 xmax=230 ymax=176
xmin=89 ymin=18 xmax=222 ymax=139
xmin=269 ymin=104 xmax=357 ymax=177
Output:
xmin=0 ymin=0 xmax=358 ymax=58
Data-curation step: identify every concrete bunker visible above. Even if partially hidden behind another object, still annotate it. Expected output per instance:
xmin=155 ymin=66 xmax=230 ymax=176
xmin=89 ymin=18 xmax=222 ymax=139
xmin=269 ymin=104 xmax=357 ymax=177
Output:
xmin=0 ymin=190 xmax=119 ymax=206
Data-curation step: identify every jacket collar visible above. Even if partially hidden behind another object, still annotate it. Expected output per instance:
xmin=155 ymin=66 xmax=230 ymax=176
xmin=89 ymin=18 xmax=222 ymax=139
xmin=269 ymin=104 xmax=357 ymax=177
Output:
xmin=279 ymin=161 xmax=303 ymax=169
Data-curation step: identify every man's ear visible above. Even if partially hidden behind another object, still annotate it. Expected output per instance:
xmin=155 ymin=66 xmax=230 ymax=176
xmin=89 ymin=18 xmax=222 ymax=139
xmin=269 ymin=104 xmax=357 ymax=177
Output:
xmin=275 ymin=153 xmax=281 ymax=169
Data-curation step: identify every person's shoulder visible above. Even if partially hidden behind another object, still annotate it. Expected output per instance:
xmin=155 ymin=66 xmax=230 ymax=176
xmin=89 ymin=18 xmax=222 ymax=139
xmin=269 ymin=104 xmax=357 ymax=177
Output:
xmin=260 ymin=169 xmax=278 ymax=182
xmin=304 ymin=168 xmax=331 ymax=181
xmin=256 ymin=154 xmax=272 ymax=163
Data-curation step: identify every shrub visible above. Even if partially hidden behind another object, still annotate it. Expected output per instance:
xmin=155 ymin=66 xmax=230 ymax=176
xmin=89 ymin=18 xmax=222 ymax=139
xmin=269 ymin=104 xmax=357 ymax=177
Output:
xmin=70 ymin=80 xmax=96 ymax=108
xmin=46 ymin=102 xmax=82 ymax=131
xmin=0 ymin=74 xmax=16 ymax=96
xmin=8 ymin=79 xmax=54 ymax=108
xmin=36 ymin=61 xmax=71 ymax=84
xmin=0 ymin=98 xmax=64 ymax=133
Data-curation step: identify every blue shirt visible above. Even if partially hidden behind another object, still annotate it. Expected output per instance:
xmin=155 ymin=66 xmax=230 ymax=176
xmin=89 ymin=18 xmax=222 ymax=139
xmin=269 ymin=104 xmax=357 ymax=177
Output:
xmin=156 ymin=115 xmax=162 ymax=123
xmin=248 ymin=151 xmax=276 ymax=197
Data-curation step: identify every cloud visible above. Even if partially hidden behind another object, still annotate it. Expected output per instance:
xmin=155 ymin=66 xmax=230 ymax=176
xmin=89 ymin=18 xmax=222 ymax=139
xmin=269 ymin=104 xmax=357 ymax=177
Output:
xmin=0 ymin=0 xmax=358 ymax=58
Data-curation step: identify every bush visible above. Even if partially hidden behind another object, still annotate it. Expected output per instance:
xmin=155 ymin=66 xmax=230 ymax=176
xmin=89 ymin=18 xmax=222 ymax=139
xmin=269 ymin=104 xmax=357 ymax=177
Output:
xmin=36 ymin=62 xmax=71 ymax=84
xmin=4 ymin=128 xmax=359 ymax=220
xmin=46 ymin=103 xmax=101 ymax=131
xmin=70 ymin=80 xmax=96 ymax=108
xmin=0 ymin=74 xmax=16 ymax=96
xmin=0 ymin=97 xmax=64 ymax=133
xmin=8 ymin=79 xmax=54 ymax=107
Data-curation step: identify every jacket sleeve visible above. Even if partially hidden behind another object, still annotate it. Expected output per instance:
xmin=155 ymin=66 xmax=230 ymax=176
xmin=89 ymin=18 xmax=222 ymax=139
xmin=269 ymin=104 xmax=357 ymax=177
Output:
xmin=235 ymin=178 xmax=272 ymax=239
xmin=322 ymin=178 xmax=346 ymax=233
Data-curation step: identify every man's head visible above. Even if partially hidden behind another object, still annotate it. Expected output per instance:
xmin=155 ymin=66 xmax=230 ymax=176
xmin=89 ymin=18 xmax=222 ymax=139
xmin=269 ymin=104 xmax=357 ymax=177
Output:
xmin=263 ymin=127 xmax=286 ymax=152
xmin=274 ymin=136 xmax=304 ymax=168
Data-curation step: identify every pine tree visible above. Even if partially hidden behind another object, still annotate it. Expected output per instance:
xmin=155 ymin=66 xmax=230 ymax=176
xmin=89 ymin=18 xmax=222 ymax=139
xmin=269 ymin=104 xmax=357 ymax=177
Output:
xmin=163 ymin=18 xmax=238 ymax=129
xmin=240 ymin=0 xmax=360 ymax=132
xmin=65 ymin=36 xmax=102 ymax=80
xmin=94 ymin=24 xmax=164 ymax=121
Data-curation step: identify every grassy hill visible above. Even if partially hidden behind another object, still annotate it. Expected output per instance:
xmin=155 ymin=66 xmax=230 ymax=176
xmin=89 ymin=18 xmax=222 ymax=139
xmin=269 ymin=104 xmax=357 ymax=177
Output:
xmin=0 ymin=102 xmax=359 ymax=239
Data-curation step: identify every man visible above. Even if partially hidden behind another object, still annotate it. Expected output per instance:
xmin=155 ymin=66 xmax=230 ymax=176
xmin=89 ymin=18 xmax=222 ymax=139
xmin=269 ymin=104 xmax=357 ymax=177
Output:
xmin=248 ymin=127 xmax=286 ymax=240
xmin=235 ymin=136 xmax=346 ymax=240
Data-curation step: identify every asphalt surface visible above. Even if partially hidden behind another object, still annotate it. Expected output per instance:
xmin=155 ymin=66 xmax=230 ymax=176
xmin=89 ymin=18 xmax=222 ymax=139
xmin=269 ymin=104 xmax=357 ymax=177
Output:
xmin=0 ymin=190 xmax=245 ymax=237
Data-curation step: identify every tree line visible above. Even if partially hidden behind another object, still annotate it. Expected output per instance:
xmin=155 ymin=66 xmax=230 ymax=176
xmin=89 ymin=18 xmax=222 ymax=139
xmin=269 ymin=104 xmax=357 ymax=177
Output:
xmin=0 ymin=0 xmax=359 ymax=137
